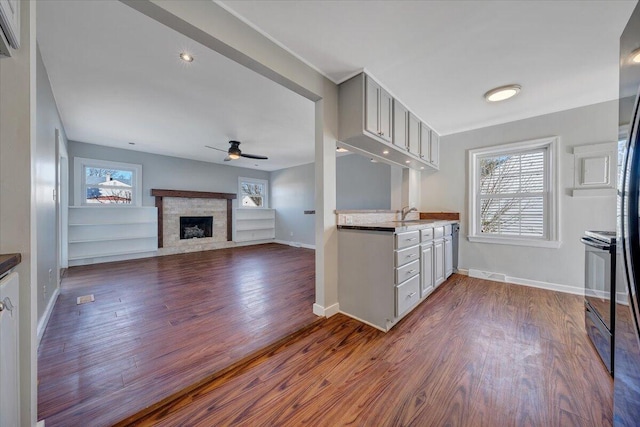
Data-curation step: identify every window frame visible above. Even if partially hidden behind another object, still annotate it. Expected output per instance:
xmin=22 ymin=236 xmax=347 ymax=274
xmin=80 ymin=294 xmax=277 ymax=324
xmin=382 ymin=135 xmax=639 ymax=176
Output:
xmin=238 ymin=177 xmax=269 ymax=209
xmin=467 ymin=136 xmax=560 ymax=248
xmin=74 ymin=157 xmax=142 ymax=207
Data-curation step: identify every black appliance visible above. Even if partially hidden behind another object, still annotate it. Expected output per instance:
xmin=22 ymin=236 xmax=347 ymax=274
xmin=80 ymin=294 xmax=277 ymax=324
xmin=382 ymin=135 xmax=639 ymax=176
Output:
xmin=615 ymin=3 xmax=640 ymax=425
xmin=581 ymin=231 xmax=616 ymax=374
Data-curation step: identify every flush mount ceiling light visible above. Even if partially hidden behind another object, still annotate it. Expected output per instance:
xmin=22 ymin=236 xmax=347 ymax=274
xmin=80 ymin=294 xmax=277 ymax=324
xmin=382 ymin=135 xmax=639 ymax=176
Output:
xmin=484 ymin=84 xmax=521 ymax=102
xmin=370 ymin=158 xmax=378 ymax=163
xmin=179 ymin=52 xmax=194 ymax=62
xmin=336 ymin=147 xmax=349 ymax=153
xmin=630 ymin=48 xmax=640 ymax=63
xmin=383 ymin=150 xmax=389 ymax=155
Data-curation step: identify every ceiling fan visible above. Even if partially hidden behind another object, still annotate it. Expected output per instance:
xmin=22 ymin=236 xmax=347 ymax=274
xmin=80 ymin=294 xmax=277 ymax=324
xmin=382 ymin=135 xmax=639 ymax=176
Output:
xmin=205 ymin=140 xmax=268 ymax=161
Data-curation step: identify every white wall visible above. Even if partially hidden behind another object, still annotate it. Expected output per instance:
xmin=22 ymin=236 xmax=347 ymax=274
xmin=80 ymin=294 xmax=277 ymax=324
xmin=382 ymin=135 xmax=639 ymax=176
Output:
xmin=422 ymin=100 xmax=618 ymax=291
xmin=0 ymin=1 xmax=37 ymax=424
xmin=270 ymin=162 xmax=315 ymax=247
xmin=336 ymin=153 xmax=392 ymax=210
xmin=36 ymin=44 xmax=66 ymax=326
xmin=67 ymin=141 xmax=270 ymax=208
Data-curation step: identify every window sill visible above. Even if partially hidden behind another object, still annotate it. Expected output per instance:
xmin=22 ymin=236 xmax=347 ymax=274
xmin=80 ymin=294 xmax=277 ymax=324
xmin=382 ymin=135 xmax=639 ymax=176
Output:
xmin=468 ymin=235 xmax=561 ymax=249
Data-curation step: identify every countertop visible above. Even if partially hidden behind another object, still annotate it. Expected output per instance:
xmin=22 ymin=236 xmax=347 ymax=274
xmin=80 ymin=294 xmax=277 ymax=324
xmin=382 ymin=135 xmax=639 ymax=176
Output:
xmin=0 ymin=253 xmax=21 ymax=276
xmin=337 ymin=220 xmax=458 ymax=233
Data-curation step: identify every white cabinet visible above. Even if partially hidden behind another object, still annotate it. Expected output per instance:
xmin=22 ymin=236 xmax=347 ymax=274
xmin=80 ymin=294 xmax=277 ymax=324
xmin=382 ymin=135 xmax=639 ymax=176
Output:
xmin=68 ymin=206 xmax=157 ymax=266
xmin=408 ymin=113 xmax=421 ymax=157
xmin=0 ymin=0 xmax=19 ymax=56
xmin=0 ymin=272 xmax=19 ymax=427
xmin=234 ymin=208 xmax=275 ymax=242
xmin=421 ymin=243 xmax=434 ymax=298
xmin=430 ymin=131 xmax=440 ymax=168
xmin=338 ymin=72 xmax=436 ymax=171
xmin=434 ymin=238 xmax=445 ymax=287
xmin=365 ymin=76 xmax=393 ymax=143
xmin=393 ymin=100 xmax=408 ymax=149
xmin=445 ymin=235 xmax=453 ymax=278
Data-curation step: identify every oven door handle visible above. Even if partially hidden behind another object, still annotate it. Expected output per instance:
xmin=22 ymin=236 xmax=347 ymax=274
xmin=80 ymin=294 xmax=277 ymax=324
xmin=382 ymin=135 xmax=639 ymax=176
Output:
xmin=581 ymin=236 xmax=611 ymax=251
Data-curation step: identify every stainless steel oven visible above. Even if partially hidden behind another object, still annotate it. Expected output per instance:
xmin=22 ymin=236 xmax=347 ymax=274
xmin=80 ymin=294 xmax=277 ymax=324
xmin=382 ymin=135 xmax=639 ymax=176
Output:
xmin=581 ymin=230 xmax=616 ymax=375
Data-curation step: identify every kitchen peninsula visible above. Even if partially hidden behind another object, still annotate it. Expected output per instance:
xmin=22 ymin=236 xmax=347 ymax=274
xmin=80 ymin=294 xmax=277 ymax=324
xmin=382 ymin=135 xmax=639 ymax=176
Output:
xmin=337 ymin=210 xmax=458 ymax=331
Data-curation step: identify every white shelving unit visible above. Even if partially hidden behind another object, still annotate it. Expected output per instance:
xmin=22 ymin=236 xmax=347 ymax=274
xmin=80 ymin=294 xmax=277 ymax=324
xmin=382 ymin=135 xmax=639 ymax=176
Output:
xmin=68 ymin=206 xmax=157 ymax=266
xmin=234 ymin=208 xmax=275 ymax=242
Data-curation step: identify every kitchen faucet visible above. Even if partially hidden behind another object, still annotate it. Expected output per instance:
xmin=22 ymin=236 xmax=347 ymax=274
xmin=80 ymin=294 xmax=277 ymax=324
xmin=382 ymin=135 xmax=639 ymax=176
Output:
xmin=401 ymin=206 xmax=417 ymax=220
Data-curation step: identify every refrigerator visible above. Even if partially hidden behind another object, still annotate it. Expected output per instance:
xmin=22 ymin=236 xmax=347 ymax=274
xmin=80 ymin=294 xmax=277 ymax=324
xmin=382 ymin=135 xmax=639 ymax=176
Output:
xmin=616 ymin=2 xmax=640 ymax=425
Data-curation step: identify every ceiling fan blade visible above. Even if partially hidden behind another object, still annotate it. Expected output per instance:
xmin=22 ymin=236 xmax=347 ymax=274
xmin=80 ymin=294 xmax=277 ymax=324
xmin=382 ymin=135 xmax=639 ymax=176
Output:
xmin=240 ymin=153 xmax=268 ymax=160
xmin=205 ymin=145 xmax=228 ymax=153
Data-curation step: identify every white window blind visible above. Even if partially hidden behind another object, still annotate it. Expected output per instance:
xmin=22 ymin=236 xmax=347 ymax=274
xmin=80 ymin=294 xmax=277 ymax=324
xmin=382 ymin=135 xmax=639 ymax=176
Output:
xmin=478 ymin=149 xmax=546 ymax=237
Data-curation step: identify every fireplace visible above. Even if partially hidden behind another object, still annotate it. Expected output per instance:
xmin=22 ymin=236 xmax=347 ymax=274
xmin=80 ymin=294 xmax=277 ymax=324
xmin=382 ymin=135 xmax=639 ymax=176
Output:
xmin=180 ymin=216 xmax=213 ymax=240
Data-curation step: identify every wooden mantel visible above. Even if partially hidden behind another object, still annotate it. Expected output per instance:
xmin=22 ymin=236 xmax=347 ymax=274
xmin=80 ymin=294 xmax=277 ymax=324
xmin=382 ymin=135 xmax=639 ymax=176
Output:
xmin=151 ymin=189 xmax=237 ymax=248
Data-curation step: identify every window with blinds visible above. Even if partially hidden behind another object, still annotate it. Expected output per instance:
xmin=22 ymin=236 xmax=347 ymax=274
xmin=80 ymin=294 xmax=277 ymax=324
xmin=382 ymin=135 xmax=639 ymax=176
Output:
xmin=478 ymin=149 xmax=546 ymax=237
xmin=468 ymin=137 xmax=559 ymax=248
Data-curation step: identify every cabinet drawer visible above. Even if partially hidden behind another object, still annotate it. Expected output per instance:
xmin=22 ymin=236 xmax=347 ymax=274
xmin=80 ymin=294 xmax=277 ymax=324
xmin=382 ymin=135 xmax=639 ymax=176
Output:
xmin=395 ymin=230 xmax=420 ymax=249
xmin=433 ymin=226 xmax=444 ymax=239
xmin=395 ymin=274 xmax=420 ymax=317
xmin=395 ymin=259 xmax=419 ymax=284
xmin=395 ymin=245 xmax=420 ymax=267
xmin=444 ymin=224 xmax=452 ymax=236
xmin=421 ymin=227 xmax=434 ymax=242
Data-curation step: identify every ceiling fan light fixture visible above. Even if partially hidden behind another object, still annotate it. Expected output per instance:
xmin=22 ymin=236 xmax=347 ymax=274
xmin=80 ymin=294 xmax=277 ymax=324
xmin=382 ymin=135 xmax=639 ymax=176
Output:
xmin=630 ymin=48 xmax=640 ymax=63
xmin=336 ymin=147 xmax=349 ymax=153
xmin=228 ymin=153 xmax=241 ymax=160
xmin=484 ymin=84 xmax=521 ymax=102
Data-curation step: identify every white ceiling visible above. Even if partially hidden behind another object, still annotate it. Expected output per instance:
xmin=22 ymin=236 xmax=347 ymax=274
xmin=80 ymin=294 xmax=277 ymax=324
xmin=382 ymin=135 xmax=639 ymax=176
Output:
xmin=219 ymin=0 xmax=637 ymax=135
xmin=37 ymin=1 xmax=638 ymax=172
xmin=36 ymin=0 xmax=315 ymax=172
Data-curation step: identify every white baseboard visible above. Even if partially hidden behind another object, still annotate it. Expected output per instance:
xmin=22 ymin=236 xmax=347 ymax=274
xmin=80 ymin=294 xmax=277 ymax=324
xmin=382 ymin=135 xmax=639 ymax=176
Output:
xmin=468 ymin=268 xmax=583 ymax=296
xmin=455 ymin=268 xmax=469 ymax=276
xmin=338 ymin=311 xmax=388 ymax=332
xmin=275 ymin=239 xmax=316 ymax=250
xmin=37 ymin=420 xmax=45 ymax=427
xmin=617 ymin=291 xmax=629 ymax=305
xmin=313 ymin=302 xmax=339 ymax=317
xmin=37 ymin=287 xmax=60 ymax=347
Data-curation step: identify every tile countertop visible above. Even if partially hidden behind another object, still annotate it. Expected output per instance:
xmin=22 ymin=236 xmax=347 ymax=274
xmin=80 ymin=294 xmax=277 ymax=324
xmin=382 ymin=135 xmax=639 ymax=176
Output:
xmin=337 ymin=220 xmax=458 ymax=233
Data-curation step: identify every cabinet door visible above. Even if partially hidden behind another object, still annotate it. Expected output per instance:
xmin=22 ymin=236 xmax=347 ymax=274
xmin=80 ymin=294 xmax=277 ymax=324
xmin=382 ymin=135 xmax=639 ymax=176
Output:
xmin=444 ymin=236 xmax=453 ymax=278
xmin=420 ymin=123 xmax=431 ymax=160
xmin=393 ymin=100 xmax=408 ymax=149
xmin=430 ymin=131 xmax=440 ymax=168
xmin=379 ymin=88 xmax=393 ymax=143
xmin=364 ymin=76 xmax=380 ymax=137
xmin=421 ymin=244 xmax=434 ymax=297
xmin=408 ymin=113 xmax=421 ymax=156
xmin=434 ymin=239 xmax=445 ymax=287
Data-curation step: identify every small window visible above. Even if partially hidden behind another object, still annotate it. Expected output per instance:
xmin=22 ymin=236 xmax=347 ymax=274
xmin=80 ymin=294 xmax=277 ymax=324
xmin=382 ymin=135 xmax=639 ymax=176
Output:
xmin=74 ymin=158 xmax=142 ymax=206
xmin=468 ymin=137 xmax=559 ymax=248
xmin=238 ymin=177 xmax=268 ymax=208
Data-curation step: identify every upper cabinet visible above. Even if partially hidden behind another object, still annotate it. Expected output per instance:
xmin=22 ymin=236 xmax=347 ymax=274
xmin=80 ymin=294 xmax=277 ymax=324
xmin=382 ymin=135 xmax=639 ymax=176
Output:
xmin=364 ymin=76 xmax=393 ymax=143
xmin=0 ymin=0 xmax=20 ymax=56
xmin=338 ymin=72 xmax=439 ymax=172
xmin=393 ymin=100 xmax=408 ymax=150
xmin=420 ymin=122 xmax=440 ymax=170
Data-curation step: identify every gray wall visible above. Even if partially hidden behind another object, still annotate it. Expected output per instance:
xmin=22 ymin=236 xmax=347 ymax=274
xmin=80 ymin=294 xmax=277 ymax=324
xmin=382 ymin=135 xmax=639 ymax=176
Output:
xmin=422 ymin=100 xmax=618 ymax=291
xmin=67 ymin=141 xmax=270 ymax=208
xmin=336 ymin=153 xmax=392 ymax=210
xmin=36 ymin=45 xmax=67 ymax=323
xmin=270 ymin=162 xmax=315 ymax=246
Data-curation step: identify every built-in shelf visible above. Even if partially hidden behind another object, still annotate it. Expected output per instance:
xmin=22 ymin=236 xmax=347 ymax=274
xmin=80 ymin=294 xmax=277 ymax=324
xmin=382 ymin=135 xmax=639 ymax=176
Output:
xmin=234 ymin=208 xmax=275 ymax=242
xmin=68 ymin=206 xmax=157 ymax=266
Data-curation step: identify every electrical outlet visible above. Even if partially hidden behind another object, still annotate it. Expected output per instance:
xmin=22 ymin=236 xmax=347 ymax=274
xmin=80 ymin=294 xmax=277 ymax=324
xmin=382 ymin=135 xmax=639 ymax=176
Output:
xmin=345 ymin=215 xmax=353 ymax=225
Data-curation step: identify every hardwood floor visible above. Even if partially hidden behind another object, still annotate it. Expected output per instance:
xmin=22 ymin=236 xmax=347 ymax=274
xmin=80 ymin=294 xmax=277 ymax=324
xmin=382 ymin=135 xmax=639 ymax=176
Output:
xmin=133 ymin=275 xmax=613 ymax=427
xmin=37 ymin=243 xmax=317 ymax=427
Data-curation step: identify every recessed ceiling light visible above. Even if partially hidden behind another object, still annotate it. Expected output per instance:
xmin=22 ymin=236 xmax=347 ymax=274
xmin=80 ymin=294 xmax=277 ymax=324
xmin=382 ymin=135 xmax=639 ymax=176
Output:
xmin=383 ymin=150 xmax=389 ymax=154
xmin=420 ymin=166 xmax=425 ymax=170
xmin=405 ymin=160 xmax=411 ymax=164
xmin=630 ymin=48 xmax=640 ymax=63
xmin=336 ymin=147 xmax=349 ymax=153
xmin=179 ymin=52 xmax=194 ymax=62
xmin=370 ymin=158 xmax=378 ymax=163
xmin=484 ymin=84 xmax=521 ymax=102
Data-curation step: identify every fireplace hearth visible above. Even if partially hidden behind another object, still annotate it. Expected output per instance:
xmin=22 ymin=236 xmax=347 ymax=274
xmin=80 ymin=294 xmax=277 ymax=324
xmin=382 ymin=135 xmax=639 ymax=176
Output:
xmin=180 ymin=216 xmax=213 ymax=240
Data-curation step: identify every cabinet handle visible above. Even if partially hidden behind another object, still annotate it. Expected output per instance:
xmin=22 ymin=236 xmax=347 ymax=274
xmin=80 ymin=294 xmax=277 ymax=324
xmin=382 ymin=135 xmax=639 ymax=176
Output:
xmin=408 ymin=292 xmax=417 ymax=298
xmin=406 ymin=237 xmax=417 ymax=241
xmin=380 ymin=131 xmax=384 ymax=136
xmin=407 ymin=253 xmax=418 ymax=258
xmin=0 ymin=297 xmax=14 ymax=314
xmin=407 ymin=269 xmax=417 ymax=274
